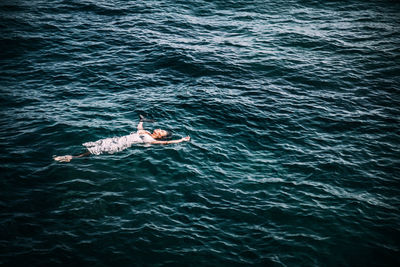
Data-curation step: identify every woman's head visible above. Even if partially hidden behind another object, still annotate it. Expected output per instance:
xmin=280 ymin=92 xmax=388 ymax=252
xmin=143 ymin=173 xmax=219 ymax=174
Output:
xmin=152 ymin=129 xmax=171 ymax=139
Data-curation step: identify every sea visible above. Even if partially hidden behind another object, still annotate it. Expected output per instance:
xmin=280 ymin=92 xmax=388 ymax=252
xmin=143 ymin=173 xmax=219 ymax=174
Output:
xmin=0 ymin=0 xmax=399 ymax=266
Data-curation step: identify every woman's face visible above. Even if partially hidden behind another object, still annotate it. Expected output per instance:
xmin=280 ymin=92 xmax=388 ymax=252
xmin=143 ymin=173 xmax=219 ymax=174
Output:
xmin=153 ymin=129 xmax=168 ymax=139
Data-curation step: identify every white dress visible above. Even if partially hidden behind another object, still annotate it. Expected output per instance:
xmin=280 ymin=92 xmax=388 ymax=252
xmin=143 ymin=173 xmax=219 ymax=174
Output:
xmin=82 ymin=132 xmax=155 ymax=155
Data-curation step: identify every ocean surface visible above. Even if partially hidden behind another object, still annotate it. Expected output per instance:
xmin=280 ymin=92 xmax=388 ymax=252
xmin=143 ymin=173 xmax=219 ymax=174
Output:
xmin=1 ymin=0 xmax=399 ymax=266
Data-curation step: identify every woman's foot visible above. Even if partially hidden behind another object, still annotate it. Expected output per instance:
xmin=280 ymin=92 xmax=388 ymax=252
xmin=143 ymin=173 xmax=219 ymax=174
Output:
xmin=53 ymin=155 xmax=73 ymax=162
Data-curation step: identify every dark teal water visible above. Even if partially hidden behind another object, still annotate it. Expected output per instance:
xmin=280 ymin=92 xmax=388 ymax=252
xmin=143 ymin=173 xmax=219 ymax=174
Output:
xmin=1 ymin=0 xmax=400 ymax=266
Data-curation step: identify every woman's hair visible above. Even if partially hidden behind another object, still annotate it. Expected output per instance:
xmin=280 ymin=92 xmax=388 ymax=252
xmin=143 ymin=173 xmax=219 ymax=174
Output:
xmin=155 ymin=130 xmax=172 ymax=140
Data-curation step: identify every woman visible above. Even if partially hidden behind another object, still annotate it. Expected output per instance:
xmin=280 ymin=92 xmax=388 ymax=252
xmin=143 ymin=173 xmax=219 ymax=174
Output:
xmin=53 ymin=116 xmax=190 ymax=162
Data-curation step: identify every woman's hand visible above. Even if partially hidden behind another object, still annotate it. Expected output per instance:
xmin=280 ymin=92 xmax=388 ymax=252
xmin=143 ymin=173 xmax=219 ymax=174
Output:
xmin=182 ymin=136 xmax=190 ymax=142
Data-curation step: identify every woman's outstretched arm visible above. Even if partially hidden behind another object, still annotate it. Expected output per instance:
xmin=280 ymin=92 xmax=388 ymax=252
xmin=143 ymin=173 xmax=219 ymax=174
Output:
xmin=137 ymin=115 xmax=155 ymax=130
xmin=137 ymin=120 xmax=144 ymax=130
xmin=152 ymin=136 xmax=190 ymax=145
xmin=137 ymin=115 xmax=152 ymax=130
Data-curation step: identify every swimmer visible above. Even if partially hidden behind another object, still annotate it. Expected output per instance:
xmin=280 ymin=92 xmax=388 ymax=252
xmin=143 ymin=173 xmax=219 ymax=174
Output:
xmin=53 ymin=115 xmax=190 ymax=162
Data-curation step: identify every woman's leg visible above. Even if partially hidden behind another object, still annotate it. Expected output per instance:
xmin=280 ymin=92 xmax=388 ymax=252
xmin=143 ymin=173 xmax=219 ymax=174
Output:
xmin=73 ymin=150 xmax=91 ymax=158
xmin=54 ymin=150 xmax=91 ymax=162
